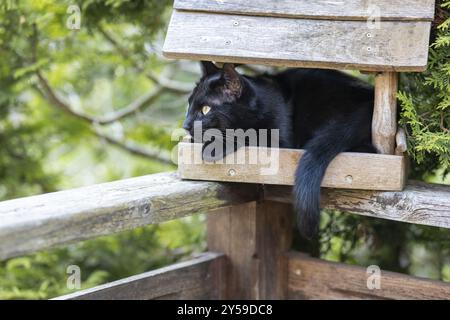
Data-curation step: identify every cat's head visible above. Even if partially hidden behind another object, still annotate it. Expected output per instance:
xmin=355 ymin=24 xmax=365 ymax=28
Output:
xmin=183 ymin=61 xmax=252 ymax=137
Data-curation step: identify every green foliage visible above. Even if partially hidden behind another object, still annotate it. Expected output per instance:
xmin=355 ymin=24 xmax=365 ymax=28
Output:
xmin=0 ymin=216 xmax=205 ymax=299
xmin=0 ymin=0 xmax=449 ymax=300
xmin=0 ymin=0 xmax=196 ymax=299
xmin=296 ymin=210 xmax=450 ymax=282
xmin=399 ymin=1 xmax=450 ymax=177
xmin=0 ymin=0 xmax=183 ymax=198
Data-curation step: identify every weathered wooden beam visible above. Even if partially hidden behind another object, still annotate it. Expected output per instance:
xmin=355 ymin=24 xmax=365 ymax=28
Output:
xmin=55 ymin=252 xmax=225 ymax=300
xmin=0 ymin=172 xmax=259 ymax=261
xmin=207 ymin=201 xmax=293 ymax=299
xmin=264 ymin=181 xmax=450 ymax=229
xmin=179 ymin=142 xmax=406 ymax=191
xmin=1 ymin=171 xmax=448 ymax=261
xmin=372 ymin=72 xmax=399 ymax=154
xmin=288 ymin=253 xmax=450 ymax=300
xmin=174 ymin=0 xmax=435 ymax=22
xmin=163 ymin=11 xmax=431 ymax=72
xmin=395 ymin=128 xmax=408 ymax=156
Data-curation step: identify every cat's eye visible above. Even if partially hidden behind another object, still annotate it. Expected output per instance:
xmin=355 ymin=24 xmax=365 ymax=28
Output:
xmin=201 ymin=105 xmax=211 ymax=115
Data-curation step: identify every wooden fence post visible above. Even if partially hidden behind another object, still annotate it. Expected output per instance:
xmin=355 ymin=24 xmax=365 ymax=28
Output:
xmin=372 ymin=72 xmax=398 ymax=154
xmin=207 ymin=201 xmax=293 ymax=299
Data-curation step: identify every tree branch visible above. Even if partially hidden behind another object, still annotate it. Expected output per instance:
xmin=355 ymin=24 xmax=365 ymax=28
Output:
xmin=93 ymin=129 xmax=172 ymax=164
xmin=98 ymin=86 xmax=165 ymax=124
xmin=32 ymin=23 xmax=168 ymax=125
xmin=35 ymin=72 xmax=166 ymax=125
xmin=97 ymin=25 xmax=193 ymax=94
xmin=145 ymin=69 xmax=193 ymax=94
xmin=36 ymin=72 xmax=99 ymax=123
xmin=35 ymin=73 xmax=172 ymax=164
xmin=30 ymin=24 xmax=175 ymax=164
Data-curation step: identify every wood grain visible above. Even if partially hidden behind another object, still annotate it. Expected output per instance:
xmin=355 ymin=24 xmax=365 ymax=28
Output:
xmin=0 ymin=172 xmax=259 ymax=260
xmin=178 ymin=142 xmax=406 ymax=191
xmin=2 ymin=170 xmax=448 ymax=265
xmin=264 ymin=181 xmax=450 ymax=229
xmin=174 ymin=0 xmax=435 ymax=21
xmin=207 ymin=201 xmax=293 ymax=299
xmin=395 ymin=128 xmax=407 ymax=155
xmin=55 ymin=252 xmax=225 ymax=300
xmin=373 ymin=72 xmax=399 ymax=154
xmin=288 ymin=253 xmax=450 ymax=300
xmin=163 ymin=11 xmax=431 ymax=72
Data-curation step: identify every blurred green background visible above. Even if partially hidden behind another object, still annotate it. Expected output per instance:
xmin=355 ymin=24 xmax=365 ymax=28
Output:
xmin=0 ymin=0 xmax=449 ymax=299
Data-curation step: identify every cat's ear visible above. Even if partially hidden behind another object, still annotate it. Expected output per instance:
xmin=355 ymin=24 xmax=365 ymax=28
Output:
xmin=222 ymin=63 xmax=242 ymax=98
xmin=200 ymin=61 xmax=220 ymax=76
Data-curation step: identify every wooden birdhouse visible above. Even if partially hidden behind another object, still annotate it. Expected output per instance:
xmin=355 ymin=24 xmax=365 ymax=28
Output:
xmin=163 ymin=0 xmax=435 ymax=191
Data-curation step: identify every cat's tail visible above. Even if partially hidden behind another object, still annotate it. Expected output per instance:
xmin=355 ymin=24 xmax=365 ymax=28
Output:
xmin=293 ymin=123 xmax=363 ymax=239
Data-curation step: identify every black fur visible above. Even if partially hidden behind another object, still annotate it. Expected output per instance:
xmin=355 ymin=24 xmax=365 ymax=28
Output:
xmin=184 ymin=62 xmax=376 ymax=239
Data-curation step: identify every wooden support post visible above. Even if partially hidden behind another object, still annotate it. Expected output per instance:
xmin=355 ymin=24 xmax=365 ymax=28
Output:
xmin=207 ymin=201 xmax=293 ymax=299
xmin=395 ymin=127 xmax=407 ymax=156
xmin=372 ymin=72 xmax=398 ymax=154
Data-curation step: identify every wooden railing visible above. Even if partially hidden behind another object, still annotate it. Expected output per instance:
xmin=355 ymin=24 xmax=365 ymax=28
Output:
xmin=0 ymin=172 xmax=449 ymax=299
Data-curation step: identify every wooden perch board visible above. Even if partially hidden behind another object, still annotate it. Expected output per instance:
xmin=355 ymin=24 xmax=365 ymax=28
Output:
xmin=178 ymin=142 xmax=406 ymax=191
xmin=174 ymin=0 xmax=435 ymax=22
xmin=163 ymin=10 xmax=432 ymax=71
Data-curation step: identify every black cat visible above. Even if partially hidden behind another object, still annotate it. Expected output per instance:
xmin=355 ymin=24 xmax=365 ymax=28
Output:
xmin=183 ymin=62 xmax=376 ymax=239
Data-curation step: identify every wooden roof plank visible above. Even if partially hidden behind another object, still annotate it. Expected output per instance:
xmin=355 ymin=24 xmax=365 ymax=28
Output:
xmin=174 ymin=0 xmax=435 ymax=22
xmin=163 ymin=11 xmax=431 ymax=71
